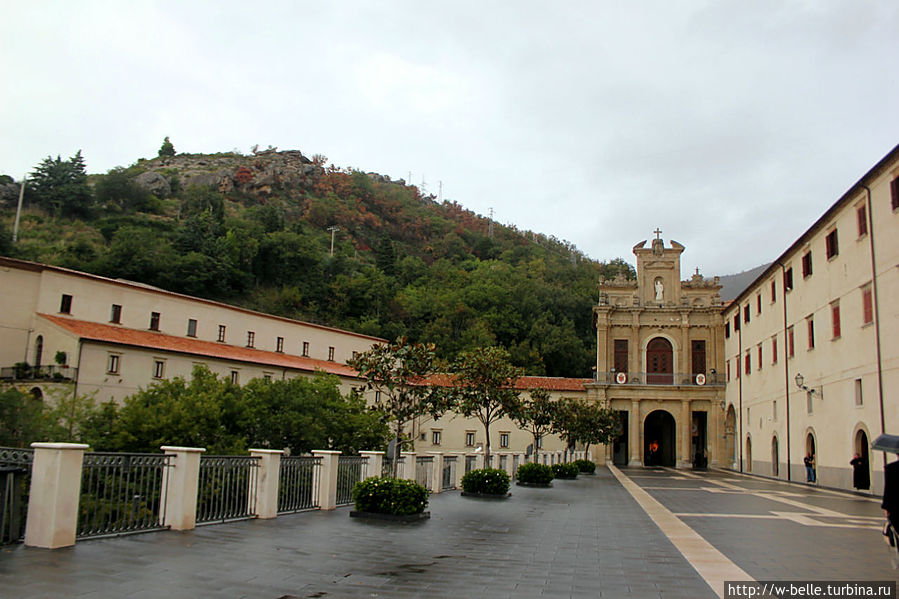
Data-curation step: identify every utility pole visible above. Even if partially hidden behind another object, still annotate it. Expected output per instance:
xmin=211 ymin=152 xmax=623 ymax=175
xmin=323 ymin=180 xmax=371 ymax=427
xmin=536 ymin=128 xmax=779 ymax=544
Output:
xmin=488 ymin=207 xmax=494 ymax=239
xmin=438 ymin=180 xmax=443 ymax=202
xmin=12 ymin=176 xmax=26 ymax=243
xmin=327 ymin=225 xmax=339 ymax=257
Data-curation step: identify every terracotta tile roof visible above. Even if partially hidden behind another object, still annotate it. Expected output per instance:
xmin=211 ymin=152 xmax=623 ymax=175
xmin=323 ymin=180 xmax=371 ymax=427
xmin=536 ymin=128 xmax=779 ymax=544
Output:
xmin=38 ymin=314 xmax=360 ymax=378
xmin=423 ymin=373 xmax=589 ymax=392
xmin=0 ymin=256 xmax=386 ymax=344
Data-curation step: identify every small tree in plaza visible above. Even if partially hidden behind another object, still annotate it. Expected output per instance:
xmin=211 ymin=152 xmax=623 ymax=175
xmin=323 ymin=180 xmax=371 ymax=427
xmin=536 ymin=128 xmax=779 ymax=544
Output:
xmin=513 ymin=387 xmax=558 ymax=462
xmin=553 ymin=397 xmax=620 ymax=460
xmin=348 ymin=338 xmax=444 ymax=478
xmin=447 ymin=346 xmax=523 ymax=463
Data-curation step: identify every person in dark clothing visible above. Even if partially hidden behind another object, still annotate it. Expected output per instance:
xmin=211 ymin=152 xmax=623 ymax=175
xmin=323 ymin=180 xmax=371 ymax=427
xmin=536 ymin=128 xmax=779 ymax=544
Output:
xmin=851 ymin=453 xmax=870 ymax=491
xmin=804 ymin=453 xmax=816 ymax=483
xmin=883 ymin=458 xmax=899 ymax=531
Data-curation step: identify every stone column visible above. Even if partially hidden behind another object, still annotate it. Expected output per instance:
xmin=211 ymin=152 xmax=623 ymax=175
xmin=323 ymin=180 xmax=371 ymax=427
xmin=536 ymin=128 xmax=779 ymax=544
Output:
xmin=402 ymin=452 xmax=417 ymax=481
xmin=709 ymin=401 xmax=720 ymax=468
xmin=312 ymin=450 xmax=340 ymax=510
xmin=359 ymin=451 xmax=383 ymax=479
xmin=629 ymin=400 xmax=642 ymax=466
xmin=160 ymin=445 xmax=206 ymax=531
xmin=249 ymin=449 xmax=282 ymax=519
xmin=680 ymin=401 xmax=692 ymax=469
xmin=429 ymin=452 xmax=444 ymax=494
xmin=24 ymin=442 xmax=89 ymax=549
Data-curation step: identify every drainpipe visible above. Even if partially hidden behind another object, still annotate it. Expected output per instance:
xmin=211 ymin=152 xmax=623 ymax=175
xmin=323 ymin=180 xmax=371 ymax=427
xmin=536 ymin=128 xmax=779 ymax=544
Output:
xmin=863 ymin=186 xmax=887 ymax=464
xmin=73 ymin=339 xmax=84 ymax=399
xmin=737 ymin=313 xmax=743 ymax=472
xmin=778 ymin=262 xmax=792 ymax=482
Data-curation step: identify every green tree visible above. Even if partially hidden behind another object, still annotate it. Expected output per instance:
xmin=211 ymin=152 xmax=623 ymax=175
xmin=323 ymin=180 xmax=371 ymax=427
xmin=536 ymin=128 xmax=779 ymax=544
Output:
xmin=158 ymin=136 xmax=175 ymax=158
xmin=0 ymin=388 xmax=47 ymax=447
xmin=513 ymin=387 xmax=558 ymax=461
xmin=446 ymin=346 xmax=523 ymax=462
xmin=241 ymin=374 xmax=389 ymax=454
xmin=114 ymin=366 xmax=247 ymax=453
xmin=28 ymin=151 xmax=93 ymax=218
xmin=348 ymin=338 xmax=444 ymax=478
xmin=552 ymin=398 xmax=620 ymax=458
xmin=94 ymin=167 xmax=154 ymax=212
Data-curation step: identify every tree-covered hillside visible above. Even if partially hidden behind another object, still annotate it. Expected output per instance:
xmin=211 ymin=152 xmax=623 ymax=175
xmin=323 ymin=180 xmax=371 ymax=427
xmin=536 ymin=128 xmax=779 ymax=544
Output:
xmin=0 ymin=144 xmax=634 ymax=377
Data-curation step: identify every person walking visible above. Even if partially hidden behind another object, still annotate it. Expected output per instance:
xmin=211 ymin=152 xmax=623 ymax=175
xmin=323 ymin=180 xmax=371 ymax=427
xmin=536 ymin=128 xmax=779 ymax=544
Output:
xmin=851 ymin=453 xmax=870 ymax=491
xmin=804 ymin=453 xmax=816 ymax=483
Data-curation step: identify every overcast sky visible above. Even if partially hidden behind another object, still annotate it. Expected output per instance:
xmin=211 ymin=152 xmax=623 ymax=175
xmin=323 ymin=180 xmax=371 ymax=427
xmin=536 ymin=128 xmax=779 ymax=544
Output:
xmin=2 ymin=1 xmax=897 ymax=276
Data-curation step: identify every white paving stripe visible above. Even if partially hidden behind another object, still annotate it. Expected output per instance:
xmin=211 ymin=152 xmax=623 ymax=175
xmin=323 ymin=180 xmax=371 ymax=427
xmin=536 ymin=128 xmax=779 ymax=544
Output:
xmin=609 ymin=464 xmax=753 ymax=599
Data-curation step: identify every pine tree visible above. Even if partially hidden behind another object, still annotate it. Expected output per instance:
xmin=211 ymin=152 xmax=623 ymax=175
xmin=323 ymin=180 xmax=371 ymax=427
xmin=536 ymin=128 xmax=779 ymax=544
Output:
xmin=158 ymin=136 xmax=175 ymax=158
xmin=29 ymin=151 xmax=93 ymax=218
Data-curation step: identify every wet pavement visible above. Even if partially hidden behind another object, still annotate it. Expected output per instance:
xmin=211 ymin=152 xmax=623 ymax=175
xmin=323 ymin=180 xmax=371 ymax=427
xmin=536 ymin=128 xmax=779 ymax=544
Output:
xmin=0 ymin=467 xmax=893 ymax=598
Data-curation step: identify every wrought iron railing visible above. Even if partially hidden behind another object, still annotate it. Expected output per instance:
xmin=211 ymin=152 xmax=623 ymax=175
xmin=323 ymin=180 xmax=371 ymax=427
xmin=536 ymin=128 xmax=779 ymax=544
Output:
xmin=77 ymin=452 xmax=171 ymax=539
xmin=278 ymin=456 xmax=320 ymax=513
xmin=596 ymin=371 xmax=723 ymax=386
xmin=196 ymin=455 xmax=259 ymax=524
xmin=0 ymin=365 xmax=78 ymax=381
xmin=0 ymin=447 xmax=33 ymax=545
xmin=381 ymin=456 xmax=405 ymax=477
xmin=415 ymin=456 xmax=433 ymax=490
xmin=465 ymin=455 xmax=477 ymax=474
xmin=441 ymin=456 xmax=457 ymax=490
xmin=336 ymin=456 xmax=367 ymax=506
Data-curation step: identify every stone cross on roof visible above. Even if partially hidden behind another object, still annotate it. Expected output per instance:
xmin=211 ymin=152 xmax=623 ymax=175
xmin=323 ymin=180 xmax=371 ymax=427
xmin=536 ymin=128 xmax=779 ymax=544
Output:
xmin=653 ymin=228 xmax=662 ymax=240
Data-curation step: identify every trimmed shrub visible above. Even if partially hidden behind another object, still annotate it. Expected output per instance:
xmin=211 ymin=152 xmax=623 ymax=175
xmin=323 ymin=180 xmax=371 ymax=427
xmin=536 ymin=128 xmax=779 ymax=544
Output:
xmin=574 ymin=459 xmax=596 ymax=474
xmin=352 ymin=476 xmax=429 ymax=515
xmin=461 ymin=468 xmax=511 ymax=495
xmin=552 ymin=462 xmax=579 ymax=479
xmin=516 ymin=462 xmax=554 ymax=485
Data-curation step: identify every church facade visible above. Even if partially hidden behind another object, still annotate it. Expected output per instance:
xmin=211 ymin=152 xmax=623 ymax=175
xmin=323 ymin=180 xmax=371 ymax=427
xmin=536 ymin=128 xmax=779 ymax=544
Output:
xmin=586 ymin=235 xmax=726 ymax=469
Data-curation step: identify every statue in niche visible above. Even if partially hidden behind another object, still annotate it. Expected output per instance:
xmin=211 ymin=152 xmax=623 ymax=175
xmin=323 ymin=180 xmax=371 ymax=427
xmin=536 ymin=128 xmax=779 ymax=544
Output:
xmin=654 ymin=278 xmax=664 ymax=302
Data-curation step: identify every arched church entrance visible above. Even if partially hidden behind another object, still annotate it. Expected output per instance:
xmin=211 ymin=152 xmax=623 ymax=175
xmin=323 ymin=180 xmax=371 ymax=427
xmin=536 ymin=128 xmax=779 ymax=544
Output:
xmin=644 ymin=410 xmax=676 ymax=467
xmin=724 ymin=405 xmax=737 ymax=468
xmin=853 ymin=429 xmax=871 ymax=491
xmin=771 ymin=435 xmax=779 ymax=477
xmin=646 ymin=337 xmax=673 ymax=384
xmin=745 ymin=436 xmax=752 ymax=472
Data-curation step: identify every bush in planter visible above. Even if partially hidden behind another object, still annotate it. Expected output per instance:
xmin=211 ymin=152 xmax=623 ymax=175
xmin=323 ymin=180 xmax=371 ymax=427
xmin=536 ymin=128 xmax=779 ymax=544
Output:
xmin=516 ymin=462 xmax=554 ymax=485
xmin=574 ymin=459 xmax=596 ymax=474
xmin=461 ymin=468 xmax=510 ymax=495
xmin=552 ymin=462 xmax=579 ymax=479
xmin=352 ymin=476 xmax=429 ymax=515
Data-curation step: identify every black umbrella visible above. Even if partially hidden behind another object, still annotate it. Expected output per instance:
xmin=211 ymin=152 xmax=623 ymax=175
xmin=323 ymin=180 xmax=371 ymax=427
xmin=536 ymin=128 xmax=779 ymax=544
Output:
xmin=872 ymin=434 xmax=899 ymax=453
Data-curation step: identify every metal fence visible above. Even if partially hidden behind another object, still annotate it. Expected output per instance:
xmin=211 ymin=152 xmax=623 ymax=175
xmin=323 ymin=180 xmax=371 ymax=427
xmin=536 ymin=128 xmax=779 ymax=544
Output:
xmin=196 ymin=455 xmax=259 ymax=524
xmin=465 ymin=455 xmax=477 ymax=474
xmin=278 ymin=456 xmax=320 ymax=513
xmin=441 ymin=456 xmax=457 ymax=490
xmin=415 ymin=456 xmax=434 ymax=491
xmin=336 ymin=455 xmax=367 ymax=506
xmin=0 ymin=447 xmax=33 ymax=545
xmin=77 ymin=452 xmax=171 ymax=539
xmin=381 ymin=456 xmax=405 ymax=477
xmin=0 ymin=364 xmax=78 ymax=381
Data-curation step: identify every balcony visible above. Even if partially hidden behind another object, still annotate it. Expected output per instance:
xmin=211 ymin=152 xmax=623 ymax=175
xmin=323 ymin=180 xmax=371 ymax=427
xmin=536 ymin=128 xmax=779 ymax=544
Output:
xmin=0 ymin=364 xmax=78 ymax=382
xmin=593 ymin=371 xmax=723 ymax=387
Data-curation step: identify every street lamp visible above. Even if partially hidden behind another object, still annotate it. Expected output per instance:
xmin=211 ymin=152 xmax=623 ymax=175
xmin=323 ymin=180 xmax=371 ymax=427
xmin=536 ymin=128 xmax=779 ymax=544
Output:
xmin=794 ymin=372 xmax=819 ymax=397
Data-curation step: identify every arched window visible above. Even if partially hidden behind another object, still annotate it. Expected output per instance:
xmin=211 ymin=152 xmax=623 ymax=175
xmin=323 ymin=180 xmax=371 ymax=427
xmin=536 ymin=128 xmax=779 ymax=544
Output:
xmin=646 ymin=337 xmax=673 ymax=384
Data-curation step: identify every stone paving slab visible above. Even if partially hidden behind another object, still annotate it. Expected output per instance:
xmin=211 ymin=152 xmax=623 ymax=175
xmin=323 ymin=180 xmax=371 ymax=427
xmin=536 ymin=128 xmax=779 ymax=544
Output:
xmin=0 ymin=468 xmax=715 ymax=599
xmin=622 ymin=468 xmax=896 ymax=583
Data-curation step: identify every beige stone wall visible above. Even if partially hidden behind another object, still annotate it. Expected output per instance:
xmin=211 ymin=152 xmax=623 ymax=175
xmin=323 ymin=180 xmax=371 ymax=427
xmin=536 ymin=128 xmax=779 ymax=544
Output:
xmin=0 ymin=264 xmax=42 ymax=367
xmin=723 ymin=146 xmax=899 ymax=493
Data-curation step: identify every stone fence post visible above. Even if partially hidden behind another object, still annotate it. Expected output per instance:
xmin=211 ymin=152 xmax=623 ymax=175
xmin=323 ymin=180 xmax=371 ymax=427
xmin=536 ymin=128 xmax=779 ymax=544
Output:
xmin=312 ymin=450 xmax=340 ymax=510
xmin=453 ymin=452 xmax=466 ymax=488
xmin=25 ymin=442 xmax=89 ymax=549
xmin=429 ymin=452 xmax=444 ymax=494
xmin=160 ymin=446 xmax=205 ymax=531
xmin=249 ymin=449 xmax=282 ymax=519
xmin=402 ymin=452 xmax=417 ymax=481
xmin=359 ymin=451 xmax=383 ymax=479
